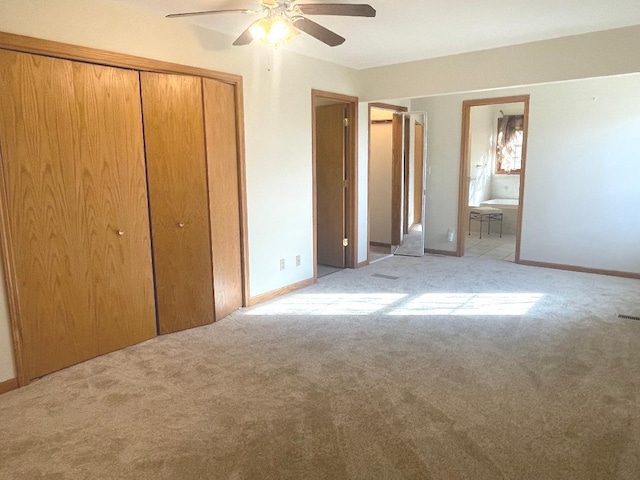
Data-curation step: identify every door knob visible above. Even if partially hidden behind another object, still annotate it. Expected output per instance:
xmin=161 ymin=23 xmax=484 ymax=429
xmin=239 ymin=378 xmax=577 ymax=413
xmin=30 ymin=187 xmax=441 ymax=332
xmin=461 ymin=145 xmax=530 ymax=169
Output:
xmin=177 ymin=222 xmax=185 ymax=228
xmin=117 ymin=230 xmax=125 ymax=236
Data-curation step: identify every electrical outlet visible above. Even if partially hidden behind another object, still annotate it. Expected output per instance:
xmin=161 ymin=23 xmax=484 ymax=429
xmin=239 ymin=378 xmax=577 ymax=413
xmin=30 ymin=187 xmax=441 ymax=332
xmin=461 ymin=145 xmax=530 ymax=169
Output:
xmin=280 ymin=258 xmax=285 ymax=270
xmin=295 ymin=255 xmax=301 ymax=267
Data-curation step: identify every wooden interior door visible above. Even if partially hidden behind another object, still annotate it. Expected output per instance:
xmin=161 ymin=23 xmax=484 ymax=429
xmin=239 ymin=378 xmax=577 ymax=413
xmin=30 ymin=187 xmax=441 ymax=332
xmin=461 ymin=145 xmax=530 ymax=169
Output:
xmin=202 ymin=78 xmax=243 ymax=320
xmin=141 ymin=72 xmax=215 ymax=334
xmin=391 ymin=113 xmax=403 ymax=246
xmin=316 ymin=104 xmax=346 ymax=268
xmin=0 ymin=50 xmax=156 ymax=379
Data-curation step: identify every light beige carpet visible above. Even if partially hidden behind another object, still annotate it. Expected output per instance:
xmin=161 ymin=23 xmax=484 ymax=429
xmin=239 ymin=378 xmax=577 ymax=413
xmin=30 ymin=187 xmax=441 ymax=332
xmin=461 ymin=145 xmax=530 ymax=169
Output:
xmin=1 ymin=255 xmax=639 ymax=479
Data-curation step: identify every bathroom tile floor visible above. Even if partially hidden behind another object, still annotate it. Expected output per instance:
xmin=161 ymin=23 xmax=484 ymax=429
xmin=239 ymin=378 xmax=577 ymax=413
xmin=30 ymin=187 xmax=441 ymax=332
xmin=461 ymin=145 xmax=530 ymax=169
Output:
xmin=366 ymin=233 xmax=516 ymax=264
xmin=464 ymin=232 xmax=516 ymax=261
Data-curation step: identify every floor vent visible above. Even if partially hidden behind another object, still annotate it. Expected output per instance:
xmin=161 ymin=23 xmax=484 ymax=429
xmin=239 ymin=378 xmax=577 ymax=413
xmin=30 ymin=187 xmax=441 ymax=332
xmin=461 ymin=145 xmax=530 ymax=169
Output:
xmin=372 ymin=273 xmax=400 ymax=280
xmin=618 ymin=314 xmax=640 ymax=321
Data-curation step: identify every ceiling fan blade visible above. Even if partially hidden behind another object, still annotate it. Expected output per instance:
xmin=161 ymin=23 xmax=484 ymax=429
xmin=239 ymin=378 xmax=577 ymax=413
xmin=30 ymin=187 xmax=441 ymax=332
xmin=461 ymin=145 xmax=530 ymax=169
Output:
xmin=232 ymin=24 xmax=255 ymax=46
xmin=297 ymin=3 xmax=376 ymax=17
xmin=294 ymin=18 xmax=345 ymax=46
xmin=166 ymin=9 xmax=250 ymax=19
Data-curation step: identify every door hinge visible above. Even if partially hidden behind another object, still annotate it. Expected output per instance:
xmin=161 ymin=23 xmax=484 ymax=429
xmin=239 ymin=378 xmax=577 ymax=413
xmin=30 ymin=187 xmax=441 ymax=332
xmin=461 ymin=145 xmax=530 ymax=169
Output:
xmin=343 ymin=117 xmax=349 ymax=127
xmin=343 ymin=179 xmax=348 ymax=188
xmin=343 ymin=238 xmax=349 ymax=247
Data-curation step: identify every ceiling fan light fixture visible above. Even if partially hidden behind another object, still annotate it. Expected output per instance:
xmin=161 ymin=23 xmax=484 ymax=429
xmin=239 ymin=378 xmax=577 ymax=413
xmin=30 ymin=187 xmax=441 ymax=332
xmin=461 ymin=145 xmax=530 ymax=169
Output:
xmin=249 ymin=16 xmax=298 ymax=47
xmin=168 ymin=1 xmax=376 ymax=48
xmin=249 ymin=18 xmax=270 ymax=42
xmin=268 ymin=17 xmax=294 ymax=44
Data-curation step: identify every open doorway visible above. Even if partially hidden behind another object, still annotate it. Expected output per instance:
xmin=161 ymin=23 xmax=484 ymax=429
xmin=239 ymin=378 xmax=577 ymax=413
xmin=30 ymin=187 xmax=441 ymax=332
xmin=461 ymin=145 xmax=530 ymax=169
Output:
xmin=367 ymin=103 xmax=406 ymax=263
xmin=368 ymin=103 xmax=427 ymax=263
xmin=457 ymin=95 xmax=530 ymax=261
xmin=312 ymin=90 xmax=358 ymax=278
xmin=393 ymin=111 xmax=427 ymax=257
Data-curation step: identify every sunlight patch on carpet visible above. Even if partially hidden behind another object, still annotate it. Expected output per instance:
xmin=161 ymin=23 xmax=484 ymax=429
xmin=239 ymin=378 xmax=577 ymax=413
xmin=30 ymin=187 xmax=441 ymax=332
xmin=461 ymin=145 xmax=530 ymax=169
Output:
xmin=388 ymin=293 xmax=544 ymax=316
xmin=247 ymin=293 xmax=408 ymax=315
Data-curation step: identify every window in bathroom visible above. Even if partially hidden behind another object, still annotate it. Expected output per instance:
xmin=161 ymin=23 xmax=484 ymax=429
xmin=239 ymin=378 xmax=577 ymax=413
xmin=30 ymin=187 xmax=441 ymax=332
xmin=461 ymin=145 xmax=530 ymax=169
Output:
xmin=496 ymin=115 xmax=523 ymax=174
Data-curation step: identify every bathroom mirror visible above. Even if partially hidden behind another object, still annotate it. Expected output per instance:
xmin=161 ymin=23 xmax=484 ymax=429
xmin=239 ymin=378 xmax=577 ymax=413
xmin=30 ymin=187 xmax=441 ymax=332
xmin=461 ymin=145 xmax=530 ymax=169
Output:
xmin=392 ymin=111 xmax=427 ymax=257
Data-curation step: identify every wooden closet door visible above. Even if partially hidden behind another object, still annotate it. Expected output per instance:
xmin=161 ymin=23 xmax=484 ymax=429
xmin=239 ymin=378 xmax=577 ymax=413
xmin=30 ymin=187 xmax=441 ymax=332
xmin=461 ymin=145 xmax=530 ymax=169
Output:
xmin=140 ymin=72 xmax=215 ymax=334
xmin=72 ymin=62 xmax=157 ymax=354
xmin=0 ymin=51 xmax=156 ymax=379
xmin=202 ymin=79 xmax=243 ymax=320
xmin=0 ymin=50 xmax=95 ymax=379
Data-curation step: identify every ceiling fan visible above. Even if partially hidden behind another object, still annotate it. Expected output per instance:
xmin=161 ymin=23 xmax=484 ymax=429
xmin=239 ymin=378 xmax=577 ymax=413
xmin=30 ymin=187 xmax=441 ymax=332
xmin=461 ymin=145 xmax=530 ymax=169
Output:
xmin=166 ymin=1 xmax=376 ymax=48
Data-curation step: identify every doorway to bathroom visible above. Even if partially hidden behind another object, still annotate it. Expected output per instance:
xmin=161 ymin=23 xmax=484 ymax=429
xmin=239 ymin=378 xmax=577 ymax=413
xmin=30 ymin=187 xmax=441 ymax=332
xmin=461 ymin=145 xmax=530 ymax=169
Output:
xmin=457 ymin=95 xmax=530 ymax=262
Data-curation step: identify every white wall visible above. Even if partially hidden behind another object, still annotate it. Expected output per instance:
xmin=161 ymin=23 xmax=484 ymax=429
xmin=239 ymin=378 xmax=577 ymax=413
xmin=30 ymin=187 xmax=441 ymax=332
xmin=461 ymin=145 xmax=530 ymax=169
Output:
xmin=358 ymin=25 xmax=640 ymax=102
xmin=357 ymin=102 xmax=370 ymax=264
xmin=412 ymin=74 xmax=640 ymax=273
xmin=491 ymin=175 xmax=520 ymax=200
xmin=469 ymin=106 xmax=495 ymax=206
xmin=356 ymin=26 xmax=640 ymax=258
xmin=520 ymin=76 xmax=640 ymax=272
xmin=369 ymin=123 xmax=393 ymax=244
xmin=0 ymin=0 xmax=360 ymax=381
xmin=411 ymin=96 xmax=465 ymax=250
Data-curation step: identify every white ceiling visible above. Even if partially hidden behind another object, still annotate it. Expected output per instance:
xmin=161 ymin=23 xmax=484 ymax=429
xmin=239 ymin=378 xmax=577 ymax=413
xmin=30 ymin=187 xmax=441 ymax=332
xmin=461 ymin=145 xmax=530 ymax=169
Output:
xmin=116 ymin=0 xmax=640 ymax=69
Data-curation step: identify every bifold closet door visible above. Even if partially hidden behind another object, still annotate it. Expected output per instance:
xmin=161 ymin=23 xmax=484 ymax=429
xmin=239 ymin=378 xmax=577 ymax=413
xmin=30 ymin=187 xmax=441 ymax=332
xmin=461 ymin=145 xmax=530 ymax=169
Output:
xmin=0 ymin=50 xmax=156 ymax=379
xmin=78 ymin=59 xmax=157 ymax=355
xmin=202 ymin=78 xmax=243 ymax=320
xmin=140 ymin=72 xmax=215 ymax=334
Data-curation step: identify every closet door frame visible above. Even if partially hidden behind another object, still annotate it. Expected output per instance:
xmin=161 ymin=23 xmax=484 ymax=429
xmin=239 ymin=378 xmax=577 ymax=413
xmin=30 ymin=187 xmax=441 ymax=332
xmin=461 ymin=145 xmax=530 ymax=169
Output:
xmin=0 ymin=31 xmax=250 ymax=387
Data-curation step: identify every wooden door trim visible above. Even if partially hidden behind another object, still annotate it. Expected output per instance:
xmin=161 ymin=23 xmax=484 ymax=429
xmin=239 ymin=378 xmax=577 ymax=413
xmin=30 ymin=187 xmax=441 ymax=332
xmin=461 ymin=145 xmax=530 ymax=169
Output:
xmin=0 ymin=32 xmax=241 ymax=85
xmin=0 ymin=377 xmax=18 ymax=395
xmin=233 ymin=79 xmax=251 ymax=306
xmin=369 ymin=102 xmax=408 ymax=112
xmin=391 ymin=114 xmax=403 ymax=245
xmin=0 ymin=31 xmax=249 ymax=387
xmin=311 ymin=89 xmax=359 ymax=279
xmin=367 ymin=103 xmax=408 ymax=260
xmin=0 ymin=147 xmax=28 ymax=387
xmin=457 ymin=95 xmax=530 ymax=261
